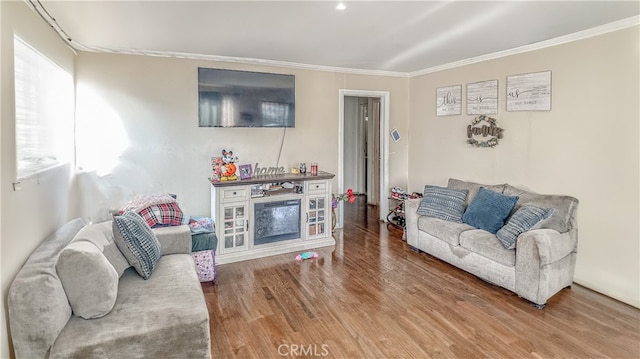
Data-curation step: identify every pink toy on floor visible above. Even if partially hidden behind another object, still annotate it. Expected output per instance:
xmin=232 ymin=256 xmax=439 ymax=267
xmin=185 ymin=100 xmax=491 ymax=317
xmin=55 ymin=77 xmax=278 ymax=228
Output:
xmin=296 ymin=251 xmax=318 ymax=261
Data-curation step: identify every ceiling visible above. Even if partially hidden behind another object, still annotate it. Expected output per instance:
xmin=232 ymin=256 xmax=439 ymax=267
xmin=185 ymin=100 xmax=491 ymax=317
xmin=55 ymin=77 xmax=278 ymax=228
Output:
xmin=37 ymin=1 xmax=640 ymax=75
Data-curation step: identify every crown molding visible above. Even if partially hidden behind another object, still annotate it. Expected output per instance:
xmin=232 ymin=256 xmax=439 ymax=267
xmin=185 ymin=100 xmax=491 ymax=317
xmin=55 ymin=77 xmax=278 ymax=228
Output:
xmin=54 ymin=13 xmax=638 ymax=79
xmin=74 ymin=45 xmax=410 ymax=78
xmin=408 ymin=15 xmax=640 ymax=78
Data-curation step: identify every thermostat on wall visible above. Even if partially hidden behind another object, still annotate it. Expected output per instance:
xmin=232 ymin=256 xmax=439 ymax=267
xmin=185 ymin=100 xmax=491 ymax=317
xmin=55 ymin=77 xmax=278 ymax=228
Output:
xmin=390 ymin=129 xmax=401 ymax=142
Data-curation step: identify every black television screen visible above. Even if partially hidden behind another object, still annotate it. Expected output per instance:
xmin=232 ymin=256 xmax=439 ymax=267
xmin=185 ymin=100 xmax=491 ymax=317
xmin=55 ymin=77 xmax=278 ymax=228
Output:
xmin=198 ymin=68 xmax=295 ymax=127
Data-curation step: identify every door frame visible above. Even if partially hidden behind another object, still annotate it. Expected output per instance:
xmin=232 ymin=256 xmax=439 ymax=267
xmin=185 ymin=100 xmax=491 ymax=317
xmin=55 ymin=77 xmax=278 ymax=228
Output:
xmin=337 ymin=89 xmax=390 ymax=227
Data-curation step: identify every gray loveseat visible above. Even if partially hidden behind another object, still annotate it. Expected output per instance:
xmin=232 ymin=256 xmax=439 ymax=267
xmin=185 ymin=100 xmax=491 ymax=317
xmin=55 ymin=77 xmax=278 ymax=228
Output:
xmin=405 ymin=178 xmax=579 ymax=308
xmin=8 ymin=218 xmax=211 ymax=358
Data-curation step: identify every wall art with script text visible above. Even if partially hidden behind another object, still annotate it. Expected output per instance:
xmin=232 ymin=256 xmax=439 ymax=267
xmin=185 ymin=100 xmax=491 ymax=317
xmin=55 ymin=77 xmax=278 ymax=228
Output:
xmin=467 ymin=80 xmax=498 ymax=115
xmin=436 ymin=85 xmax=462 ymax=116
xmin=507 ymin=71 xmax=551 ymax=111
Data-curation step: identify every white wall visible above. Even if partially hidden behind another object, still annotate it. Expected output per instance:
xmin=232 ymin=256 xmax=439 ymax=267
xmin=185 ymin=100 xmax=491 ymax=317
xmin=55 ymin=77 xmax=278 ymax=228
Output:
xmin=408 ymin=26 xmax=639 ymax=308
xmin=1 ymin=1 xmax=77 ymax=358
xmin=74 ymin=52 xmax=410 ymax=222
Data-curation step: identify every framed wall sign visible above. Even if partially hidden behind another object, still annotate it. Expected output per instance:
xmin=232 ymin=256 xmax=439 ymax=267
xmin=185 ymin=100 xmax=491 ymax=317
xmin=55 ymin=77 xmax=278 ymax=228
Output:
xmin=507 ymin=71 xmax=552 ymax=111
xmin=436 ymin=85 xmax=462 ymax=116
xmin=467 ymin=80 xmax=498 ymax=115
xmin=239 ymin=164 xmax=253 ymax=180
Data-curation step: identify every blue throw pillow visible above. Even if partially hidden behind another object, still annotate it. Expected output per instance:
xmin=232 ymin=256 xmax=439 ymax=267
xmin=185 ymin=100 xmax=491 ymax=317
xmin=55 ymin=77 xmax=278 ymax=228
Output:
xmin=462 ymin=187 xmax=518 ymax=234
xmin=112 ymin=211 xmax=162 ymax=279
xmin=417 ymin=185 xmax=469 ymax=223
xmin=496 ymin=206 xmax=555 ymax=249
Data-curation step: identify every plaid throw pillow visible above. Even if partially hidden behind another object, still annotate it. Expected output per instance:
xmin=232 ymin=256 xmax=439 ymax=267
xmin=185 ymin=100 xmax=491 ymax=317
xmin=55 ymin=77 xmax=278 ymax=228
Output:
xmin=112 ymin=211 xmax=162 ymax=279
xmin=138 ymin=202 xmax=184 ymax=228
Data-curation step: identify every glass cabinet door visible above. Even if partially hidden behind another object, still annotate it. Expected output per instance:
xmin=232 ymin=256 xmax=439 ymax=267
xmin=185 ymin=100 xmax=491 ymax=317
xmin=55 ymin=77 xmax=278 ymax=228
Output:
xmin=307 ymin=196 xmax=326 ymax=238
xmin=222 ymin=203 xmax=247 ymax=252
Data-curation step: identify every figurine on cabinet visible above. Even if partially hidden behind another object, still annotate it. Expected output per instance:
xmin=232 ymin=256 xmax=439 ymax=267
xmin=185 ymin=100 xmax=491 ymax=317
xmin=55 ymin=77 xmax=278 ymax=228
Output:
xmin=210 ymin=156 xmax=224 ymax=182
xmin=220 ymin=149 xmax=238 ymax=181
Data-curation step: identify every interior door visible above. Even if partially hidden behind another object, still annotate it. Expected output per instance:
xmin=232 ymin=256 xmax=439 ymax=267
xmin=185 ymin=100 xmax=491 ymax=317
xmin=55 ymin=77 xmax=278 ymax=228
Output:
xmin=366 ymin=98 xmax=380 ymax=206
xmin=339 ymin=89 xmax=390 ymax=225
xmin=372 ymin=99 xmax=380 ymax=205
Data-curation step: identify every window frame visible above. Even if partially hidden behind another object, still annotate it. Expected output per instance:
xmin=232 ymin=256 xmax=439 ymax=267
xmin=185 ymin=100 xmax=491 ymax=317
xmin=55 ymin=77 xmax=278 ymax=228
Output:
xmin=13 ymin=35 xmax=75 ymax=180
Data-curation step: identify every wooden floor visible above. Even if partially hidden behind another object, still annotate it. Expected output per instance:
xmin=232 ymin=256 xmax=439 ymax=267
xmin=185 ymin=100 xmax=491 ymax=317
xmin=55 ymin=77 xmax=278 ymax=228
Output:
xmin=203 ymin=197 xmax=640 ymax=358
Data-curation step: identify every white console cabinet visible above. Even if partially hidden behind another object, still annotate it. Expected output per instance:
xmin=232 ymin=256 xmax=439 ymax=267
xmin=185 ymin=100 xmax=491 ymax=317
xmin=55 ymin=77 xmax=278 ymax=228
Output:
xmin=215 ymin=186 xmax=249 ymax=254
xmin=305 ymin=180 xmax=330 ymax=239
xmin=211 ymin=172 xmax=335 ymax=264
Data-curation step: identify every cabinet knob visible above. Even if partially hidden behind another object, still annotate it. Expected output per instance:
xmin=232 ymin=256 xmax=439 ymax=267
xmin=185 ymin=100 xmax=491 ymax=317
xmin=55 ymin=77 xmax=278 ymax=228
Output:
xmin=315 ymin=185 xmax=319 ymax=188
xmin=233 ymin=191 xmax=237 ymax=195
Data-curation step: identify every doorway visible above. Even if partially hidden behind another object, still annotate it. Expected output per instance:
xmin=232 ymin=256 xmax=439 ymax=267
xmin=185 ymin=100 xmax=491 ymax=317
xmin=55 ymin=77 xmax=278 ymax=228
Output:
xmin=338 ymin=90 xmax=390 ymax=228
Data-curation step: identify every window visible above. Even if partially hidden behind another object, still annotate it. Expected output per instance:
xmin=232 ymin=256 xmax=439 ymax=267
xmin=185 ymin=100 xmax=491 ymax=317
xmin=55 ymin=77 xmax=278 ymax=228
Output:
xmin=14 ymin=35 xmax=74 ymax=180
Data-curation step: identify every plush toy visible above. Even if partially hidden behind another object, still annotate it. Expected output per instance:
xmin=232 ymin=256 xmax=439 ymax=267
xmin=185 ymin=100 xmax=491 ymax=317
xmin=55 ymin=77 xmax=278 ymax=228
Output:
xmin=295 ymin=251 xmax=318 ymax=261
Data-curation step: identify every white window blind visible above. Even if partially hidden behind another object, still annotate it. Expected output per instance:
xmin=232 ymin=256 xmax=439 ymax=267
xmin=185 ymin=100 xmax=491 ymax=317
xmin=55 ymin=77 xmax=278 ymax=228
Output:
xmin=14 ymin=35 xmax=74 ymax=180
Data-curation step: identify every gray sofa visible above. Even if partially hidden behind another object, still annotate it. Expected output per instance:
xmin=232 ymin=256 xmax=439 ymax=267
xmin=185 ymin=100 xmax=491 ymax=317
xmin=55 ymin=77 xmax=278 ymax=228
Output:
xmin=405 ymin=178 xmax=579 ymax=308
xmin=8 ymin=218 xmax=211 ymax=358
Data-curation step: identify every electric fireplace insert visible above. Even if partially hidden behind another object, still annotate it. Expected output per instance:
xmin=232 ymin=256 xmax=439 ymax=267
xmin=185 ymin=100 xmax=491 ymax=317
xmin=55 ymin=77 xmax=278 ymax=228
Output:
xmin=254 ymin=199 xmax=301 ymax=245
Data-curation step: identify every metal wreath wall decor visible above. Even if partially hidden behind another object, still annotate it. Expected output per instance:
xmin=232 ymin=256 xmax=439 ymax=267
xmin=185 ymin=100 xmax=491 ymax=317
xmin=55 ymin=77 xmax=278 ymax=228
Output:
xmin=466 ymin=115 xmax=504 ymax=148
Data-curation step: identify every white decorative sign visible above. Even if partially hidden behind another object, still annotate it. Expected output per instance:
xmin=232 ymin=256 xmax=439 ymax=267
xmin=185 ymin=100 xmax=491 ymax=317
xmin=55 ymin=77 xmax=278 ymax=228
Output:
xmin=507 ymin=71 xmax=551 ymax=111
xmin=253 ymin=163 xmax=285 ymax=175
xmin=436 ymin=85 xmax=462 ymax=116
xmin=467 ymin=80 xmax=498 ymax=115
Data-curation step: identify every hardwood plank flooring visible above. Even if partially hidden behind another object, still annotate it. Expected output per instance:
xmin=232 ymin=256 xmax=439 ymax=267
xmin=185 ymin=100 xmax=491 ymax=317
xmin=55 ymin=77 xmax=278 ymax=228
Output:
xmin=203 ymin=197 xmax=640 ymax=358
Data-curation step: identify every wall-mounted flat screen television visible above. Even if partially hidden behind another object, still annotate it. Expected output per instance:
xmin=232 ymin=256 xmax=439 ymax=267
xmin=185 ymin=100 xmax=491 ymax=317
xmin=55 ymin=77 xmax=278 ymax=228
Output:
xmin=198 ymin=68 xmax=295 ymax=127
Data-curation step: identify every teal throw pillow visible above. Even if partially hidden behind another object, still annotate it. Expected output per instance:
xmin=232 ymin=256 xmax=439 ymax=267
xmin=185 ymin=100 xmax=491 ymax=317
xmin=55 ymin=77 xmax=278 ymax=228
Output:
xmin=417 ymin=185 xmax=469 ymax=223
xmin=113 ymin=211 xmax=162 ymax=279
xmin=462 ymin=187 xmax=518 ymax=234
xmin=496 ymin=206 xmax=555 ymax=249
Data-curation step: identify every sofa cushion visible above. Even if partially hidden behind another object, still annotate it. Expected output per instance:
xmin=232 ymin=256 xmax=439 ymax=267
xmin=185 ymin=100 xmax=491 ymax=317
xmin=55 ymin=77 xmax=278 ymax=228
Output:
xmin=447 ymin=178 xmax=506 ymax=208
xmin=503 ymin=184 xmax=578 ymax=233
xmin=462 ymin=187 xmax=519 ymax=234
xmin=71 ymin=221 xmax=130 ymax=277
xmin=459 ymin=230 xmax=516 ymax=267
xmin=417 ymin=185 xmax=468 ymax=223
xmin=113 ymin=211 xmax=162 ymax=279
xmin=50 ymin=255 xmax=211 ymax=359
xmin=496 ymin=206 xmax=555 ymax=249
xmin=418 ymin=216 xmax=475 ymax=246
xmin=56 ymin=241 xmax=119 ymax=319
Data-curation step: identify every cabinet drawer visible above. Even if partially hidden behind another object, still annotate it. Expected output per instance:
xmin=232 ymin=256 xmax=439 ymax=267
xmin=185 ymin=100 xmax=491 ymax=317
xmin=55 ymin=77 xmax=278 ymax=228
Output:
xmin=307 ymin=181 xmax=327 ymax=193
xmin=221 ymin=187 xmax=249 ymax=201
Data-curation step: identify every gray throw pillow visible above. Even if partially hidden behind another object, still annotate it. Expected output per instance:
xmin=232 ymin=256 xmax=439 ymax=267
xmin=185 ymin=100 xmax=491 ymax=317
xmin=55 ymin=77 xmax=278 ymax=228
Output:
xmin=417 ymin=185 xmax=469 ymax=223
xmin=71 ymin=221 xmax=130 ymax=277
xmin=112 ymin=211 xmax=162 ymax=279
xmin=496 ymin=206 xmax=555 ymax=249
xmin=56 ymin=241 xmax=118 ymax=319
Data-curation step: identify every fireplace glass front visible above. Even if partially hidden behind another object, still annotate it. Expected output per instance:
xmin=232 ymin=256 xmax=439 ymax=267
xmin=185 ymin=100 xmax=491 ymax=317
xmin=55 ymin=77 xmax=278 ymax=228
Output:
xmin=254 ymin=199 xmax=301 ymax=245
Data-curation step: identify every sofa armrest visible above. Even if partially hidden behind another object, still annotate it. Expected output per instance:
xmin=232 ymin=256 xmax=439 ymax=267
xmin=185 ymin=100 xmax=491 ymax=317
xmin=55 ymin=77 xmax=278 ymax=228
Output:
xmin=515 ymin=228 xmax=578 ymax=305
xmin=152 ymin=225 xmax=192 ymax=255
xmin=517 ymin=228 xmax=577 ymax=266
xmin=404 ymin=198 xmax=422 ymax=247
